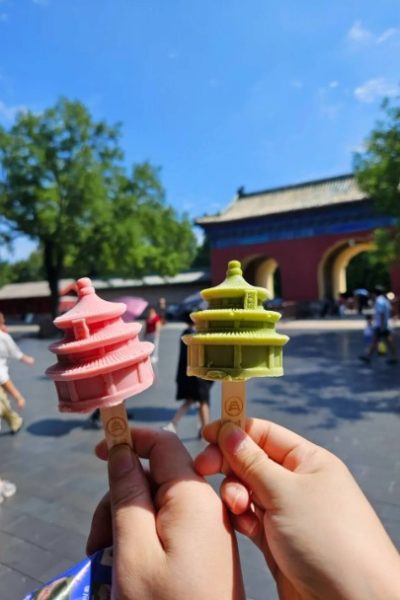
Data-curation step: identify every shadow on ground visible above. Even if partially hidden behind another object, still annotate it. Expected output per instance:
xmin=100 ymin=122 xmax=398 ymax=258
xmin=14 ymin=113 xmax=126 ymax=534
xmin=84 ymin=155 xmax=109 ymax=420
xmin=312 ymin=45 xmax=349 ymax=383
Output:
xmin=126 ymin=406 xmax=176 ymax=422
xmin=27 ymin=418 xmax=88 ymax=436
xmin=25 ymin=407 xmax=178 ymax=437
xmin=251 ymin=331 xmax=400 ymax=429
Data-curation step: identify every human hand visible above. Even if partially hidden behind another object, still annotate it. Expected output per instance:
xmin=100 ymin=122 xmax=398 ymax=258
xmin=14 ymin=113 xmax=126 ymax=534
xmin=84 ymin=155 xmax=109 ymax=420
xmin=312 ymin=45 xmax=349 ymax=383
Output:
xmin=87 ymin=428 xmax=244 ymax=600
xmin=195 ymin=419 xmax=400 ymax=600
xmin=16 ymin=396 xmax=25 ymax=409
xmin=22 ymin=355 xmax=34 ymax=365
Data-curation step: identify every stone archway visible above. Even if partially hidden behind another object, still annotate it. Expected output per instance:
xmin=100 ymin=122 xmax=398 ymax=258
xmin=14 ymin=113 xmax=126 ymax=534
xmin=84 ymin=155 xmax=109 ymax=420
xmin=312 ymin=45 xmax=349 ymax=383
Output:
xmin=318 ymin=240 xmax=375 ymax=300
xmin=242 ymin=255 xmax=279 ymax=298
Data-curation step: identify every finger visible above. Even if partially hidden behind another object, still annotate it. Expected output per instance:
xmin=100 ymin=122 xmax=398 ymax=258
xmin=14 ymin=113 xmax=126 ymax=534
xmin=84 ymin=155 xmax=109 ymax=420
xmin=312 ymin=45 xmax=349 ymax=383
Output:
xmin=204 ymin=418 xmax=314 ymax=468
xmin=95 ymin=440 xmax=108 ymax=460
xmin=230 ymin=510 xmax=263 ymax=545
xmin=86 ymin=492 xmax=112 ymax=555
xmin=99 ymin=428 xmax=201 ymax=487
xmin=108 ymin=444 xmax=161 ymax=560
xmin=95 ymin=440 xmax=158 ymax=496
xmin=220 ymin=477 xmax=251 ymax=515
xmin=194 ymin=444 xmax=223 ymax=476
xmin=218 ymin=422 xmax=292 ymax=510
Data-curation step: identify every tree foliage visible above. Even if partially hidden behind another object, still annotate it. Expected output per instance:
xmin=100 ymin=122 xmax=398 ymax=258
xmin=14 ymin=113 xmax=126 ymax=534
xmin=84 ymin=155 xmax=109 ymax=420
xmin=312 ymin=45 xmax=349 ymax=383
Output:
xmin=0 ymin=98 xmax=196 ymax=315
xmin=191 ymin=235 xmax=211 ymax=269
xmin=354 ymin=96 xmax=400 ymax=264
xmin=346 ymin=251 xmax=390 ymax=292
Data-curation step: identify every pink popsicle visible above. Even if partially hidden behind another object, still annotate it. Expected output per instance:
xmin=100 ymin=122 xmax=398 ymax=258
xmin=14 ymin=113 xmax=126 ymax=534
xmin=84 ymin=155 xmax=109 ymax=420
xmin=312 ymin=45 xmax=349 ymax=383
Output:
xmin=46 ymin=277 xmax=154 ymax=448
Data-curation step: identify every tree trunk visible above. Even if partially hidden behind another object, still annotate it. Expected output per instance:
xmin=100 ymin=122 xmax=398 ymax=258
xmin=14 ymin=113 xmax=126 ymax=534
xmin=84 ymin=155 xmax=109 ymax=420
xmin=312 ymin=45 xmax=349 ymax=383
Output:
xmin=43 ymin=240 xmax=63 ymax=319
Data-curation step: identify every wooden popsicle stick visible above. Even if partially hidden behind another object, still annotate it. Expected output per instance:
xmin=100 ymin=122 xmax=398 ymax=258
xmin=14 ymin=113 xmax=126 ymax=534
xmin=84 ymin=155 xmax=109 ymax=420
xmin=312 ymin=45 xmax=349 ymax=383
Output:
xmin=221 ymin=380 xmax=246 ymax=429
xmin=100 ymin=403 xmax=133 ymax=450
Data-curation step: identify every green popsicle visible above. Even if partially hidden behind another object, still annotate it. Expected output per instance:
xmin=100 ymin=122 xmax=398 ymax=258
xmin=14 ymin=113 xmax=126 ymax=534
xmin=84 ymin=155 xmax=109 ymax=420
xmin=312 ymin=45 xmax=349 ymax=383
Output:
xmin=183 ymin=259 xmax=289 ymax=427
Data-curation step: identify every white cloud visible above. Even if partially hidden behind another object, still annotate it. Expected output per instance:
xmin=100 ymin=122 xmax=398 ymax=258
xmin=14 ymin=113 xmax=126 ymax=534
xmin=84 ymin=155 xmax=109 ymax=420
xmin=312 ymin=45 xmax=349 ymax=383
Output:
xmin=0 ymin=100 xmax=28 ymax=122
xmin=348 ymin=21 xmax=373 ymax=43
xmin=347 ymin=20 xmax=399 ymax=45
xmin=376 ymin=28 xmax=398 ymax=44
xmin=354 ymin=78 xmax=398 ymax=103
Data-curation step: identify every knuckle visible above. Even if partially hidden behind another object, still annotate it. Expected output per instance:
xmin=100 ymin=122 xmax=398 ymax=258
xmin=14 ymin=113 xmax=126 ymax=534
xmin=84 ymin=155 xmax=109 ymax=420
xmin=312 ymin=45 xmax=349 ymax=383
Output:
xmin=111 ymin=475 xmax=146 ymax=510
xmin=238 ymin=450 xmax=266 ymax=483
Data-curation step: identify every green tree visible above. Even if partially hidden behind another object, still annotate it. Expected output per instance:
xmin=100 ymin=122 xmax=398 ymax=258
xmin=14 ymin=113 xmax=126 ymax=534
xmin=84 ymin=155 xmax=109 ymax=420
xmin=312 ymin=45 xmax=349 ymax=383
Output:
xmin=0 ymin=98 xmax=196 ymax=316
xmin=0 ymin=260 xmax=12 ymax=288
xmin=191 ymin=235 xmax=211 ymax=269
xmin=354 ymin=96 xmax=400 ymax=264
xmin=11 ymin=250 xmax=44 ymax=283
xmin=346 ymin=251 xmax=391 ymax=292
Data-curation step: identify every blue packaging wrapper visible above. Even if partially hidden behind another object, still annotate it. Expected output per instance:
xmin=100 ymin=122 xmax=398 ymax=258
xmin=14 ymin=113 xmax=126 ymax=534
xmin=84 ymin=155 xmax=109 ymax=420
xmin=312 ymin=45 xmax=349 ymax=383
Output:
xmin=23 ymin=547 xmax=112 ymax=600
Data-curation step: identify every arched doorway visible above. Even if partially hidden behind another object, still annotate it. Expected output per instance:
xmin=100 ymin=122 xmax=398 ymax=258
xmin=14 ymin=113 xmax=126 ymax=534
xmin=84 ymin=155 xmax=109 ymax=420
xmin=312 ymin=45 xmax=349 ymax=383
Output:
xmin=318 ymin=240 xmax=376 ymax=300
xmin=242 ymin=255 xmax=280 ymax=298
xmin=346 ymin=251 xmax=391 ymax=292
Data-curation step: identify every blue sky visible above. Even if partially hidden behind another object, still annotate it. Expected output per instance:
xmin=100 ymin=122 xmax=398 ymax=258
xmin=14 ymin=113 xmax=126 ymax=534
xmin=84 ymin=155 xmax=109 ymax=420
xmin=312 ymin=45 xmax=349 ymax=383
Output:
xmin=0 ymin=0 xmax=399 ymax=260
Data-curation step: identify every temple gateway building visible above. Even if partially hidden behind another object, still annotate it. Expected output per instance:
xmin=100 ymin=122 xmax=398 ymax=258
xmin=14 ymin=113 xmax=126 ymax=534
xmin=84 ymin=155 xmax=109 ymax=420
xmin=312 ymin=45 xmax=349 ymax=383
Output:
xmin=197 ymin=174 xmax=400 ymax=308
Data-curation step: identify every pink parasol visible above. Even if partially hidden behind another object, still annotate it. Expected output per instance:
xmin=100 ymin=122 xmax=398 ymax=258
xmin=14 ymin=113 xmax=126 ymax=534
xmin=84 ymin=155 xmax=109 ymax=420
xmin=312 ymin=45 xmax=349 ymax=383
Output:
xmin=114 ymin=296 xmax=148 ymax=321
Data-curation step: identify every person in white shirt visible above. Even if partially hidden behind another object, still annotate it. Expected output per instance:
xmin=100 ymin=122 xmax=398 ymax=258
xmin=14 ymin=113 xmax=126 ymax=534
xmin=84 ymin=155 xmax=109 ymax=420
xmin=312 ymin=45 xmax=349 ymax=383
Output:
xmin=359 ymin=286 xmax=398 ymax=364
xmin=0 ymin=313 xmax=35 ymax=503
xmin=0 ymin=312 xmax=35 ymax=433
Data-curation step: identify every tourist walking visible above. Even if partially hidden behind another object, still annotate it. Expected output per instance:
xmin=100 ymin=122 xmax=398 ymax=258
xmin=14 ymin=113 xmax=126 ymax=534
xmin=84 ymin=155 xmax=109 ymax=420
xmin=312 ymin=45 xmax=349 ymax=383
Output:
xmin=0 ymin=313 xmax=35 ymax=434
xmin=359 ymin=286 xmax=398 ymax=364
xmin=165 ymin=313 xmax=213 ymax=438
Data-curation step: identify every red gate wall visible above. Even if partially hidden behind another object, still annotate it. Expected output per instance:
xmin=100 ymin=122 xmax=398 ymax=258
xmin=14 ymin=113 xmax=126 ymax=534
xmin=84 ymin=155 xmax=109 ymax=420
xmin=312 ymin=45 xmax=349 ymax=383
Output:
xmin=211 ymin=229 xmax=400 ymax=301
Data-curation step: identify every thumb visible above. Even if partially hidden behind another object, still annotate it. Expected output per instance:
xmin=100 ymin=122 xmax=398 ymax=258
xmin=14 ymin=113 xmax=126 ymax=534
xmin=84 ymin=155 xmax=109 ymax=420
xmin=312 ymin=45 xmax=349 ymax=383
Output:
xmin=108 ymin=444 xmax=160 ymax=558
xmin=218 ymin=422 xmax=291 ymax=510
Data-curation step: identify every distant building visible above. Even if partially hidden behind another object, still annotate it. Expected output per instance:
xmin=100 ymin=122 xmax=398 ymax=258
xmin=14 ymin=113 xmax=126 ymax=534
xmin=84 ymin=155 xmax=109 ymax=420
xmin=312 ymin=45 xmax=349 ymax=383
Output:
xmin=0 ymin=271 xmax=210 ymax=317
xmin=197 ymin=174 xmax=400 ymax=303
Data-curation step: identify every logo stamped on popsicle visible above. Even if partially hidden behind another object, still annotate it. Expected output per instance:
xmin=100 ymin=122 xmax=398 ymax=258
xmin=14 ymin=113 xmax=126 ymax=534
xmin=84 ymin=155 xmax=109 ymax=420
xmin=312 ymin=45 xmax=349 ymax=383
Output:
xmin=106 ymin=416 xmax=127 ymax=437
xmin=224 ymin=396 xmax=243 ymax=417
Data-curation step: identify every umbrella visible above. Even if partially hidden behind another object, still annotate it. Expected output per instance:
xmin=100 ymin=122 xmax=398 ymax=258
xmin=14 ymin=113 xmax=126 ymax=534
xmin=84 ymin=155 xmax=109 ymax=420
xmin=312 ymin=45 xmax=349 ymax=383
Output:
xmin=354 ymin=288 xmax=369 ymax=296
xmin=114 ymin=296 xmax=148 ymax=321
xmin=181 ymin=291 xmax=208 ymax=311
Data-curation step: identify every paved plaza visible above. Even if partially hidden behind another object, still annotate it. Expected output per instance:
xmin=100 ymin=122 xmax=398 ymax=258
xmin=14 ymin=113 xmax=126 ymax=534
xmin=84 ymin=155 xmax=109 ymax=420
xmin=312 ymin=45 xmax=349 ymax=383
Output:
xmin=0 ymin=321 xmax=399 ymax=599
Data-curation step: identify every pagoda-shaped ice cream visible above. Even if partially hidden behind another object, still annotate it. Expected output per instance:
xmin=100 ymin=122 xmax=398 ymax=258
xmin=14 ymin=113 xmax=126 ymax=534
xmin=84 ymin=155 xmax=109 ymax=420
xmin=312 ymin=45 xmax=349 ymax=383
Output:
xmin=184 ymin=260 xmax=288 ymax=380
xmin=184 ymin=260 xmax=289 ymax=427
xmin=46 ymin=278 xmax=154 ymax=415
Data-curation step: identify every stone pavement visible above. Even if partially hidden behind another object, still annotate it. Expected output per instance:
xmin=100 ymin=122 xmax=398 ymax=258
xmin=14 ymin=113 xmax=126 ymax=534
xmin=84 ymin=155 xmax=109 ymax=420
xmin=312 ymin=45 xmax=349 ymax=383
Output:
xmin=0 ymin=323 xmax=399 ymax=599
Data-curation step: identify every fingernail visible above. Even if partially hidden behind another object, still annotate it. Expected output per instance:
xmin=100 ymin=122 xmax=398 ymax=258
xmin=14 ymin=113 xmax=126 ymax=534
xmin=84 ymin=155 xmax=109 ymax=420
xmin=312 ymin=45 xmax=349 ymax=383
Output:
xmin=230 ymin=485 xmax=248 ymax=514
xmin=219 ymin=422 xmax=248 ymax=455
xmin=109 ymin=444 xmax=136 ymax=477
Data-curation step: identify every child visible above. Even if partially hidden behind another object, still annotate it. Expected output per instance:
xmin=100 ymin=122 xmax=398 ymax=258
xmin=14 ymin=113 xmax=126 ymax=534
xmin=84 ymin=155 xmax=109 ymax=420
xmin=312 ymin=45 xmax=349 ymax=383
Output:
xmin=364 ymin=312 xmax=388 ymax=355
xmin=363 ymin=314 xmax=374 ymax=348
xmin=164 ymin=313 xmax=213 ymax=438
xmin=0 ymin=313 xmax=35 ymax=434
